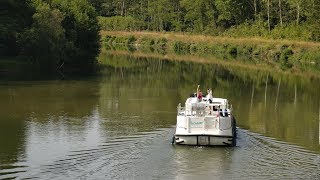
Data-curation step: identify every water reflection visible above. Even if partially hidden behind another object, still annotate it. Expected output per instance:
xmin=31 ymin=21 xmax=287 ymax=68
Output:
xmin=0 ymin=51 xmax=319 ymax=179
xmin=0 ymin=81 xmax=99 ymax=171
xmin=232 ymin=72 xmax=320 ymax=151
xmin=100 ymin=51 xmax=320 ymax=152
xmin=0 ymin=118 xmax=26 ymax=166
xmin=98 ymin=69 xmax=179 ymax=136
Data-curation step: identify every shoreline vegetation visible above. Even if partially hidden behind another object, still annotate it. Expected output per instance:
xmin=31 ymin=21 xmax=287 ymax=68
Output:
xmin=101 ymin=31 xmax=320 ymax=75
xmin=1 ymin=0 xmax=100 ymax=75
xmin=94 ymin=0 xmax=320 ymax=76
xmin=2 ymin=0 xmax=320 ymax=77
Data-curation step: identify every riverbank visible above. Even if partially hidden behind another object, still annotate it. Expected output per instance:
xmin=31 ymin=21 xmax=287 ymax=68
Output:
xmin=101 ymin=31 xmax=320 ymax=74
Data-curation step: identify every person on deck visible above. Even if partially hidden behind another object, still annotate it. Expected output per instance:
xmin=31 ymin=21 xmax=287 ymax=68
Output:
xmin=207 ymin=88 xmax=213 ymax=99
xmin=196 ymin=85 xmax=203 ymax=101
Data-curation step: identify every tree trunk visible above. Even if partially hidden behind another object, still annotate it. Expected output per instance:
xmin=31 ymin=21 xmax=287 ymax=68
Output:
xmin=139 ymin=0 xmax=143 ymax=31
xmin=159 ymin=17 xmax=163 ymax=31
xmin=296 ymin=3 xmax=300 ymax=24
xmin=147 ymin=0 xmax=150 ymax=30
xmin=279 ymin=0 xmax=283 ymax=26
xmin=267 ymin=0 xmax=271 ymax=32
xmin=254 ymin=0 xmax=257 ymax=20
xmin=121 ymin=0 xmax=125 ymax=17
xmin=140 ymin=0 xmax=143 ymax=17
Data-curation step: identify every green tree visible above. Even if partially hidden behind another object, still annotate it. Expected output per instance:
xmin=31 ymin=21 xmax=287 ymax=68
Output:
xmin=309 ymin=0 xmax=320 ymax=41
xmin=20 ymin=0 xmax=65 ymax=69
xmin=147 ymin=0 xmax=178 ymax=31
xmin=215 ymin=0 xmax=252 ymax=28
xmin=88 ymin=0 xmax=117 ymax=17
xmin=0 ymin=0 xmax=33 ymax=57
xmin=1 ymin=0 xmax=101 ymax=73
xmin=181 ymin=0 xmax=217 ymax=32
xmin=288 ymin=0 xmax=312 ymax=25
xmin=50 ymin=0 xmax=100 ymax=69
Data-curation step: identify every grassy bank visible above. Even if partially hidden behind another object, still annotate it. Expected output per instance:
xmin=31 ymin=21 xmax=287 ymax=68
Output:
xmin=101 ymin=31 xmax=320 ymax=73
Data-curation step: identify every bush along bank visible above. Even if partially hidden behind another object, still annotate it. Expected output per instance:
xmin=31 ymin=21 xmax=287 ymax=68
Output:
xmin=101 ymin=32 xmax=320 ymax=72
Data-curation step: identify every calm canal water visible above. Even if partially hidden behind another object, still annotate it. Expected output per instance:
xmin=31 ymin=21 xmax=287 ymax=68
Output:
xmin=0 ymin=53 xmax=319 ymax=179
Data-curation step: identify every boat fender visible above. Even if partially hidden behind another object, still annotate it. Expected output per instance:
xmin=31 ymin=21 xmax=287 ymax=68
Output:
xmin=175 ymin=137 xmax=184 ymax=144
xmin=176 ymin=139 xmax=184 ymax=144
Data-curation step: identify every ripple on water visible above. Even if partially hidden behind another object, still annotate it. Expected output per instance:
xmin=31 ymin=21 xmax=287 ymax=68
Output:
xmin=0 ymin=128 xmax=319 ymax=179
xmin=0 ymin=165 xmax=28 ymax=180
xmin=225 ymin=129 xmax=320 ymax=179
xmin=6 ymin=128 xmax=173 ymax=179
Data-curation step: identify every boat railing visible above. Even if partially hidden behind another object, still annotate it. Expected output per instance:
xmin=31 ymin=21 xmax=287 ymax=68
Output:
xmin=178 ymin=102 xmax=231 ymax=117
xmin=177 ymin=103 xmax=206 ymax=116
xmin=177 ymin=106 xmax=185 ymax=115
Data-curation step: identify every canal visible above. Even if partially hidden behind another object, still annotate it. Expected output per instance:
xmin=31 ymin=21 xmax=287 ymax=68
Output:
xmin=0 ymin=52 xmax=319 ymax=179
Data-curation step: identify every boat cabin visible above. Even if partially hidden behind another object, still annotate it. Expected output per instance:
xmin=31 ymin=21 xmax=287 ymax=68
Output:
xmin=177 ymin=97 xmax=231 ymax=117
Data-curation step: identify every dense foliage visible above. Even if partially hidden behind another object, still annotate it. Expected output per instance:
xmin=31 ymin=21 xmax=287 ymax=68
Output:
xmin=94 ymin=0 xmax=320 ymax=41
xmin=102 ymin=32 xmax=320 ymax=71
xmin=1 ymin=0 xmax=100 ymax=73
xmin=0 ymin=1 xmax=33 ymax=57
xmin=1 ymin=0 xmax=319 ymax=75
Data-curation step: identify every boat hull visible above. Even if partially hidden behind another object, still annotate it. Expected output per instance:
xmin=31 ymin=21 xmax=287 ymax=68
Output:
xmin=173 ymin=116 xmax=237 ymax=146
xmin=174 ymin=134 xmax=235 ymax=146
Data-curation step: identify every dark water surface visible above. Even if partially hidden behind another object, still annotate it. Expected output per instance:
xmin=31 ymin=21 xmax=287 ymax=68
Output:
xmin=0 ymin=53 xmax=319 ymax=179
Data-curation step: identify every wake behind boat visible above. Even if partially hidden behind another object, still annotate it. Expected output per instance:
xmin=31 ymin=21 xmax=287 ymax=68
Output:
xmin=173 ymin=87 xmax=236 ymax=146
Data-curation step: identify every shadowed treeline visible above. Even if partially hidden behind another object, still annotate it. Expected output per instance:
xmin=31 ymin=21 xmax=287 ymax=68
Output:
xmin=0 ymin=0 xmax=100 ymax=74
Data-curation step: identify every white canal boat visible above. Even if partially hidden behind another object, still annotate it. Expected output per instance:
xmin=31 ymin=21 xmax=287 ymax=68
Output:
xmin=173 ymin=93 xmax=236 ymax=146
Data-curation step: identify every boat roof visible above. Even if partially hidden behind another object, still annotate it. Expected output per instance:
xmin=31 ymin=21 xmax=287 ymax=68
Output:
xmin=185 ymin=97 xmax=228 ymax=105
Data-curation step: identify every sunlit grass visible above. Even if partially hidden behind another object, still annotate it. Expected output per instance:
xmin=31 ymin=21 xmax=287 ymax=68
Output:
xmin=101 ymin=31 xmax=320 ymax=50
xmin=100 ymin=31 xmax=320 ymax=76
